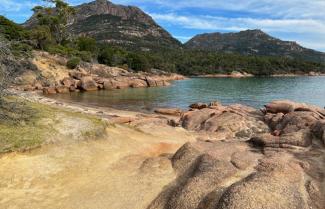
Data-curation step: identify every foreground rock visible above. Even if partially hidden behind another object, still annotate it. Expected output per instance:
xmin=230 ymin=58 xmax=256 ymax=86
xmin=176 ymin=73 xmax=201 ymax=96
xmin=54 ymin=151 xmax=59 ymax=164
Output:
xmin=180 ymin=102 xmax=269 ymax=139
xmin=249 ymin=100 xmax=325 ymax=148
xmin=175 ymin=100 xmax=324 ymax=147
xmin=146 ymin=100 xmax=325 ymax=209
xmin=217 ymin=153 xmax=310 ymax=209
xmin=154 ymin=108 xmax=183 ymax=116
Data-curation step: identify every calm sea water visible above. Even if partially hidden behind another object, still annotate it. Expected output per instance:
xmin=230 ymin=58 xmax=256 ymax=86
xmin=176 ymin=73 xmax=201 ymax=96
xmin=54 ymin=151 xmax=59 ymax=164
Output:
xmin=48 ymin=77 xmax=325 ymax=111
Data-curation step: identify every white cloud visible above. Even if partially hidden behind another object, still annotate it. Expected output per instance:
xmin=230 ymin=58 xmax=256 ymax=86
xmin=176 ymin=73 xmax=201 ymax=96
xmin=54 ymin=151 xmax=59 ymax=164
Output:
xmin=0 ymin=0 xmax=43 ymax=15
xmin=114 ymin=0 xmax=325 ymax=20
xmin=151 ymin=13 xmax=325 ymax=34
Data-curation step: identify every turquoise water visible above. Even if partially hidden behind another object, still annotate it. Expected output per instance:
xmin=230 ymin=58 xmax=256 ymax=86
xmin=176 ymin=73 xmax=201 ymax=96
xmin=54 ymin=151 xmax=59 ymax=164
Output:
xmin=49 ymin=77 xmax=325 ymax=111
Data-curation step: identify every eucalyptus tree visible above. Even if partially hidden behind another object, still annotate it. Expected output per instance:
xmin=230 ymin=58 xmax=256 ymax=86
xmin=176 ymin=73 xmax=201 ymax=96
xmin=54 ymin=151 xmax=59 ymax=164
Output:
xmin=32 ymin=0 xmax=75 ymax=45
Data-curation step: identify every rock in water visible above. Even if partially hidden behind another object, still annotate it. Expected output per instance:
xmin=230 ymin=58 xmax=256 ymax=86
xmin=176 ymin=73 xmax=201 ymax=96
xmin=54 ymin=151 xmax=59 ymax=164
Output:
xmin=80 ymin=76 xmax=98 ymax=91
xmin=55 ymin=86 xmax=70 ymax=94
xmin=43 ymin=87 xmax=57 ymax=94
xmin=189 ymin=103 xmax=208 ymax=109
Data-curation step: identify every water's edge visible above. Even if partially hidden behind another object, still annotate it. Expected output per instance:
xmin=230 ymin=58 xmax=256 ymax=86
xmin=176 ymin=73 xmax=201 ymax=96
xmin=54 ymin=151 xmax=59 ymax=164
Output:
xmin=48 ymin=77 xmax=325 ymax=112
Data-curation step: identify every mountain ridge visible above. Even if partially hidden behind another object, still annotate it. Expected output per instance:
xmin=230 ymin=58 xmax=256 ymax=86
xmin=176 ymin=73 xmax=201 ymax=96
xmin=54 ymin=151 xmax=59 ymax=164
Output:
xmin=23 ymin=0 xmax=325 ymax=63
xmin=185 ymin=29 xmax=325 ymax=63
xmin=24 ymin=0 xmax=182 ymax=51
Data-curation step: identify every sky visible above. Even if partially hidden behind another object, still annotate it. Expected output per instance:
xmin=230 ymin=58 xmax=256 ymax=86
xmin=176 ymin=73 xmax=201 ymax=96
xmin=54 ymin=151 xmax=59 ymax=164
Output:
xmin=1 ymin=0 xmax=325 ymax=52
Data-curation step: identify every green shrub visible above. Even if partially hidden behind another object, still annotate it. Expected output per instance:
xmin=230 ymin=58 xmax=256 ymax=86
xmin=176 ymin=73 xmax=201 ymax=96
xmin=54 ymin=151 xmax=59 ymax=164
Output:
xmin=66 ymin=57 xmax=81 ymax=69
xmin=98 ymin=48 xmax=114 ymax=65
xmin=77 ymin=51 xmax=92 ymax=62
xmin=30 ymin=25 xmax=53 ymax=50
xmin=47 ymin=44 xmax=76 ymax=56
xmin=0 ymin=16 xmax=30 ymax=40
xmin=98 ymin=46 xmax=128 ymax=66
xmin=77 ymin=37 xmax=97 ymax=53
xmin=10 ymin=42 xmax=33 ymax=57
xmin=126 ymin=53 xmax=150 ymax=72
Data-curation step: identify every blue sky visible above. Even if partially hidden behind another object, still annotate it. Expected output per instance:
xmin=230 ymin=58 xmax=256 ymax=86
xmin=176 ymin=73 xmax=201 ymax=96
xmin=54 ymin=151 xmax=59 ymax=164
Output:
xmin=1 ymin=0 xmax=325 ymax=52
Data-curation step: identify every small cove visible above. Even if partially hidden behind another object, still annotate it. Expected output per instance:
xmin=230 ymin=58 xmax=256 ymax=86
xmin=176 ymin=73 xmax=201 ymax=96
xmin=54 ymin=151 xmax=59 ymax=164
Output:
xmin=48 ymin=77 xmax=325 ymax=112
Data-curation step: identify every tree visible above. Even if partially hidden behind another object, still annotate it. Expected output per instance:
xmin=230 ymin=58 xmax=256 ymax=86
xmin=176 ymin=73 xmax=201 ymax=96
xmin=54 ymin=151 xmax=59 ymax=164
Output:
xmin=98 ymin=48 xmax=114 ymax=66
xmin=33 ymin=0 xmax=75 ymax=44
xmin=97 ymin=46 xmax=126 ymax=66
xmin=31 ymin=25 xmax=53 ymax=50
xmin=77 ymin=37 xmax=97 ymax=53
xmin=126 ymin=53 xmax=150 ymax=72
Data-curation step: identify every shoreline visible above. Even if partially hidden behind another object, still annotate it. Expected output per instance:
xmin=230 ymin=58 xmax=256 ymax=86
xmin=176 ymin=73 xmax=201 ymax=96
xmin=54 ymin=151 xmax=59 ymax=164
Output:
xmin=192 ymin=73 xmax=325 ymax=78
xmin=2 ymin=90 xmax=325 ymax=209
xmin=13 ymin=90 xmax=183 ymax=124
xmin=15 ymin=90 xmax=145 ymax=119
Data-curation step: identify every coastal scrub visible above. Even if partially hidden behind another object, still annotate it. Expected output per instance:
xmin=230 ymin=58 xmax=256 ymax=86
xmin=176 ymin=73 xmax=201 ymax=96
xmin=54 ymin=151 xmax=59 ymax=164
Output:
xmin=0 ymin=100 xmax=107 ymax=153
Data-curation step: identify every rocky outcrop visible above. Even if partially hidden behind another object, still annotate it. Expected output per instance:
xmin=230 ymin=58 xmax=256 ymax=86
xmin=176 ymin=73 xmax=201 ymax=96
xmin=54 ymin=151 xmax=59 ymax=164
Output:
xmin=17 ymin=51 xmax=185 ymax=94
xmin=179 ymin=102 xmax=269 ymax=139
xmin=176 ymin=100 xmax=324 ymax=147
xmin=147 ymin=100 xmax=325 ymax=209
xmin=148 ymin=141 xmax=262 ymax=209
xmin=217 ymin=153 xmax=310 ymax=209
xmin=249 ymin=100 xmax=325 ymax=148
xmin=197 ymin=71 xmax=254 ymax=78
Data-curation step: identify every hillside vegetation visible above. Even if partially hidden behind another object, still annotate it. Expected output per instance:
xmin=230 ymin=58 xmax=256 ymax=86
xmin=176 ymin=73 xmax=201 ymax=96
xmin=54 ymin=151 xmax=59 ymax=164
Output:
xmin=1 ymin=0 xmax=325 ymax=76
xmin=185 ymin=30 xmax=325 ymax=63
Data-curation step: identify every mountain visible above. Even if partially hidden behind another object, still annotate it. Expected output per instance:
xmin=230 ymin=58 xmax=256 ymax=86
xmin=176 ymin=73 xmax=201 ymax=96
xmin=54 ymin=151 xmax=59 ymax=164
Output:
xmin=23 ymin=1 xmax=325 ymax=64
xmin=185 ymin=30 xmax=325 ymax=63
xmin=24 ymin=0 xmax=181 ymax=51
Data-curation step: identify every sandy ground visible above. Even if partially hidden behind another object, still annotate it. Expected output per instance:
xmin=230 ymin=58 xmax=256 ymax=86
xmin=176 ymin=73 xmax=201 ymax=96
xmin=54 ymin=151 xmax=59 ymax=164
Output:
xmin=0 ymin=92 xmax=197 ymax=209
xmin=0 ymin=125 xmax=196 ymax=209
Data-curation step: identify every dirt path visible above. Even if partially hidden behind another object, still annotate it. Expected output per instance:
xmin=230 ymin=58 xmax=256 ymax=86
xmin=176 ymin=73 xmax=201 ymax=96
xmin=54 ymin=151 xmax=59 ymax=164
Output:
xmin=0 ymin=122 xmax=196 ymax=209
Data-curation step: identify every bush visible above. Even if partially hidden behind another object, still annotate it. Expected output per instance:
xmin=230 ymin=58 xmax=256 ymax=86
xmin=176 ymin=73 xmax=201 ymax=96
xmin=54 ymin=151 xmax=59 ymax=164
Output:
xmin=98 ymin=46 xmax=128 ymax=67
xmin=47 ymin=44 xmax=76 ymax=56
xmin=11 ymin=42 xmax=33 ymax=57
xmin=77 ymin=37 xmax=97 ymax=53
xmin=77 ymin=51 xmax=92 ymax=62
xmin=126 ymin=53 xmax=150 ymax=72
xmin=98 ymin=48 xmax=114 ymax=66
xmin=66 ymin=57 xmax=80 ymax=69
xmin=30 ymin=25 xmax=53 ymax=50
xmin=0 ymin=16 xmax=30 ymax=40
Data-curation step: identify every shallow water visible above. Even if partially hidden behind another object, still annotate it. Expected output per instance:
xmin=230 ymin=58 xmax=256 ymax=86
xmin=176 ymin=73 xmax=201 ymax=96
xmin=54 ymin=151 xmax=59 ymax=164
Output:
xmin=48 ymin=77 xmax=325 ymax=111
